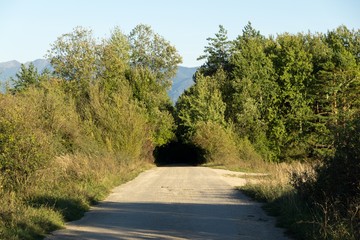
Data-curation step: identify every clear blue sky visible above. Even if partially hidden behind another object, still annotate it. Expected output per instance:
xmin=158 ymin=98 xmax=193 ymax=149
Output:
xmin=0 ymin=0 xmax=359 ymax=67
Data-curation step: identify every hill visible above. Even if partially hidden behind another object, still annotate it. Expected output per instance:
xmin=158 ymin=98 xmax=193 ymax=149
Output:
xmin=169 ymin=66 xmax=196 ymax=103
xmin=0 ymin=59 xmax=52 ymax=86
xmin=0 ymin=60 xmax=196 ymax=101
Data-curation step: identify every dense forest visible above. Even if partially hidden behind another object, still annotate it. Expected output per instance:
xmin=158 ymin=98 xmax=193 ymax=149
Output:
xmin=0 ymin=23 xmax=359 ymax=239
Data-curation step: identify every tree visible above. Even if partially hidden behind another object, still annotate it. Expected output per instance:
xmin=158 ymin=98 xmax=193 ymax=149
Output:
xmin=268 ymin=33 xmax=314 ymax=160
xmin=229 ymin=23 xmax=277 ymax=149
xmin=126 ymin=67 xmax=176 ymax=146
xmin=46 ymin=27 xmax=100 ymax=119
xmin=197 ymin=25 xmax=232 ymax=76
xmin=304 ymin=27 xmax=360 ymax=159
xmin=128 ymin=24 xmax=182 ymax=89
xmin=100 ymin=27 xmax=130 ymax=80
xmin=320 ymin=26 xmax=360 ymax=123
xmin=11 ymin=63 xmax=50 ymax=93
xmin=98 ymin=27 xmax=130 ymax=95
xmin=176 ymin=72 xmax=226 ymax=140
xmin=46 ymin=26 xmax=98 ymax=96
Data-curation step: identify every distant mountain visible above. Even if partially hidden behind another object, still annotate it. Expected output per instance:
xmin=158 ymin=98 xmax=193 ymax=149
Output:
xmin=169 ymin=66 xmax=197 ymax=103
xmin=0 ymin=60 xmax=21 ymax=83
xmin=0 ymin=59 xmax=51 ymax=83
xmin=0 ymin=59 xmax=196 ymax=102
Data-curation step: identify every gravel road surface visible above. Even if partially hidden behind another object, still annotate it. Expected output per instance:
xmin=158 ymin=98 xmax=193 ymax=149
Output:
xmin=46 ymin=166 xmax=289 ymax=239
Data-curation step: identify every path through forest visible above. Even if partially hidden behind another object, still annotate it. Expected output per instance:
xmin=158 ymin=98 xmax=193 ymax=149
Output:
xmin=46 ymin=166 xmax=289 ymax=239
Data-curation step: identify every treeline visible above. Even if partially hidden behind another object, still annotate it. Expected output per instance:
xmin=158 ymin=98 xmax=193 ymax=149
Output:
xmin=176 ymin=23 xmax=359 ymax=239
xmin=0 ymin=25 xmax=181 ymax=239
xmin=177 ymin=23 xmax=360 ymax=162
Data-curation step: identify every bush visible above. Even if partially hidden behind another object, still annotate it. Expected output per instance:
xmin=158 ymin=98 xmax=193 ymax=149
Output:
xmin=192 ymin=121 xmax=238 ymax=164
xmin=312 ymin=117 xmax=360 ymax=239
xmin=237 ymin=137 xmax=263 ymax=163
xmin=0 ymin=79 xmax=156 ymax=239
xmin=88 ymin=82 xmax=152 ymax=162
xmin=289 ymin=117 xmax=360 ymax=239
xmin=0 ymin=93 xmax=55 ymax=191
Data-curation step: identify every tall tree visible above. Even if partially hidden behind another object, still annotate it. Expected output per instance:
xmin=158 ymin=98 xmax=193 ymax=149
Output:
xmin=98 ymin=27 xmax=130 ymax=95
xmin=320 ymin=26 xmax=360 ymax=123
xmin=46 ymin=26 xmax=98 ymax=111
xmin=128 ymin=24 xmax=182 ymax=89
xmin=197 ymin=25 xmax=233 ymax=76
xmin=47 ymin=27 xmax=103 ymax=120
xmin=100 ymin=27 xmax=130 ymax=80
xmin=229 ymin=22 xmax=277 ymax=153
xmin=268 ymin=33 xmax=314 ymax=160
xmin=176 ymin=72 xmax=226 ymax=140
xmin=127 ymin=25 xmax=182 ymax=146
xmin=126 ymin=67 xmax=176 ymax=146
xmin=11 ymin=63 xmax=51 ymax=93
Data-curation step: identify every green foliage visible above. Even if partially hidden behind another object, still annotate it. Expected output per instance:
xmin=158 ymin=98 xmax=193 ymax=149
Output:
xmin=46 ymin=25 xmax=178 ymax=148
xmin=46 ymin=27 xmax=99 ymax=119
xmin=1 ymin=24 xmax=180 ymax=239
xmin=98 ymin=27 xmax=130 ymax=90
xmin=192 ymin=121 xmax=238 ymax=163
xmin=178 ymin=24 xmax=360 ymax=238
xmin=128 ymin=24 xmax=182 ymax=88
xmin=125 ymin=67 xmax=176 ymax=146
xmin=0 ymin=93 xmax=55 ymax=191
xmin=11 ymin=63 xmax=50 ymax=93
xmin=88 ymin=82 xmax=150 ymax=161
xmin=268 ymin=33 xmax=315 ymax=160
xmin=229 ymin=23 xmax=278 ymax=159
xmin=183 ymin=23 xmax=360 ymax=163
xmin=198 ymin=25 xmax=233 ymax=76
xmin=292 ymin=116 xmax=360 ymax=239
xmin=176 ymin=72 xmax=226 ymax=139
xmin=47 ymin=26 xmax=98 ymax=83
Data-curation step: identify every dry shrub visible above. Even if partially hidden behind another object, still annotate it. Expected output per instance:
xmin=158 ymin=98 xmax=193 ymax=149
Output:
xmin=0 ymin=93 xmax=55 ymax=191
xmin=242 ymin=161 xmax=315 ymax=202
xmin=52 ymin=154 xmax=111 ymax=182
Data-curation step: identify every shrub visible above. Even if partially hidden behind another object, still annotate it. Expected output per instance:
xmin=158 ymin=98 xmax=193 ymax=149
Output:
xmin=289 ymin=117 xmax=360 ymax=239
xmin=237 ymin=137 xmax=263 ymax=163
xmin=311 ymin=117 xmax=360 ymax=239
xmin=0 ymin=93 xmax=55 ymax=191
xmin=88 ymin=82 xmax=152 ymax=162
xmin=192 ymin=121 xmax=238 ymax=164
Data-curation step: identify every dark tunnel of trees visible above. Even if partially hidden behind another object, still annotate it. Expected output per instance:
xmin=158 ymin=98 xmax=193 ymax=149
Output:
xmin=153 ymin=141 xmax=205 ymax=166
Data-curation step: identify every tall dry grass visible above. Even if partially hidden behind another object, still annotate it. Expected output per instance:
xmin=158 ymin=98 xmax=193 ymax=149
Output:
xmin=239 ymin=160 xmax=358 ymax=240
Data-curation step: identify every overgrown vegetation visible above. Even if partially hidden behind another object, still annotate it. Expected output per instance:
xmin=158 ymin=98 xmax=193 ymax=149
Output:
xmin=176 ymin=23 xmax=359 ymax=239
xmin=0 ymin=24 xmax=180 ymax=239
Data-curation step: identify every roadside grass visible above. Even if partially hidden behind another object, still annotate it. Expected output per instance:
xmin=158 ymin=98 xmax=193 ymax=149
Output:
xmin=203 ymin=156 xmax=274 ymax=173
xmin=215 ymin=159 xmax=357 ymax=240
xmin=238 ymin=162 xmax=318 ymax=239
xmin=0 ymin=153 xmax=152 ymax=240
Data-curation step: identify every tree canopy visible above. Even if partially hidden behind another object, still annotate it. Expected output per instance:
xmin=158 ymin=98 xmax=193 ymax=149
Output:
xmin=180 ymin=24 xmax=360 ymax=162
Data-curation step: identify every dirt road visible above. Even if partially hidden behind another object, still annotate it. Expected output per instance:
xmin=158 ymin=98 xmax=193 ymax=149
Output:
xmin=46 ymin=166 xmax=289 ymax=239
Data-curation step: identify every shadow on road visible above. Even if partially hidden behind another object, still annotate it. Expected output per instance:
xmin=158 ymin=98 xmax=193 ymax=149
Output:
xmin=46 ymin=167 xmax=289 ymax=240
xmin=48 ymin=199 xmax=279 ymax=239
